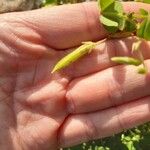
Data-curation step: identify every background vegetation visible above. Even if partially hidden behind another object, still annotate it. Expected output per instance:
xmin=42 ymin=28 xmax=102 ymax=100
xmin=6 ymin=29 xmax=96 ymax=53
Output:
xmin=42 ymin=0 xmax=150 ymax=150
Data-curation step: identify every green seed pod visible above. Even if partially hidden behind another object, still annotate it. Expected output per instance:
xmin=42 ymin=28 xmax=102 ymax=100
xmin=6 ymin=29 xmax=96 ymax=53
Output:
xmin=138 ymin=67 xmax=148 ymax=74
xmin=111 ymin=56 xmax=142 ymax=66
xmin=138 ymin=65 xmax=148 ymax=74
xmin=51 ymin=42 xmax=96 ymax=73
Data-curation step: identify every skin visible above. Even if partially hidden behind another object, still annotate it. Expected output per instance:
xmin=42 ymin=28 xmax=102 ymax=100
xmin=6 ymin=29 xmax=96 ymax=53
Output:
xmin=0 ymin=1 xmax=150 ymax=150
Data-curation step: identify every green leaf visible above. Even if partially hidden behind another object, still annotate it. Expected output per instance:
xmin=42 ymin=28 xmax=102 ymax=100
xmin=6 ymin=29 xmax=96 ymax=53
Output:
xmin=135 ymin=0 xmax=150 ymax=4
xmin=124 ymin=13 xmax=137 ymax=32
xmin=100 ymin=15 xmax=118 ymax=27
xmin=137 ymin=16 xmax=150 ymax=40
xmin=139 ymin=8 xmax=148 ymax=16
xmin=98 ymin=0 xmax=114 ymax=12
xmin=143 ymin=0 xmax=150 ymax=4
xmin=43 ymin=0 xmax=56 ymax=6
xmin=111 ymin=57 xmax=142 ymax=66
xmin=99 ymin=0 xmax=125 ymax=33
xmin=141 ymin=0 xmax=150 ymax=4
xmin=119 ymin=18 xmax=126 ymax=31
xmin=113 ymin=1 xmax=124 ymax=14
xmin=100 ymin=15 xmax=120 ymax=33
xmin=124 ymin=19 xmax=137 ymax=32
xmin=100 ymin=0 xmax=123 ymax=14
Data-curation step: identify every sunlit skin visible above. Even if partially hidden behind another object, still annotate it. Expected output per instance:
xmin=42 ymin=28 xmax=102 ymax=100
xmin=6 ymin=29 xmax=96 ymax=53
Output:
xmin=1 ymin=2 xmax=150 ymax=150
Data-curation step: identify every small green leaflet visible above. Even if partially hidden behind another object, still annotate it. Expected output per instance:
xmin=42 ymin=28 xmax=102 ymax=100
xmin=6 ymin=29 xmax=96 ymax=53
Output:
xmin=124 ymin=13 xmax=137 ymax=32
xmin=99 ymin=0 xmax=125 ymax=33
xmin=137 ymin=15 xmax=150 ymax=40
xmin=119 ymin=18 xmax=126 ymax=31
xmin=99 ymin=0 xmax=114 ymax=12
xmin=99 ymin=0 xmax=137 ymax=34
xmin=43 ymin=0 xmax=56 ymax=6
xmin=100 ymin=15 xmax=118 ymax=27
xmin=113 ymin=1 xmax=124 ymax=14
xmin=143 ymin=0 xmax=150 ymax=4
xmin=99 ymin=0 xmax=123 ymax=14
xmin=139 ymin=8 xmax=148 ymax=16
xmin=135 ymin=0 xmax=150 ymax=4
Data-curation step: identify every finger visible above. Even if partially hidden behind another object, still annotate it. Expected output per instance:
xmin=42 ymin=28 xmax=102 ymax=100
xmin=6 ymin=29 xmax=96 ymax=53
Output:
xmin=66 ymin=59 xmax=150 ymax=113
xmin=59 ymin=96 xmax=150 ymax=148
xmin=1 ymin=2 xmax=103 ymax=49
xmin=2 ymin=2 xmax=150 ymax=49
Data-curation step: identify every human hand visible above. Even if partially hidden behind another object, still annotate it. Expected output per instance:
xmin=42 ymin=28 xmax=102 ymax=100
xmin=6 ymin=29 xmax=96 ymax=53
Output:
xmin=0 ymin=2 xmax=150 ymax=150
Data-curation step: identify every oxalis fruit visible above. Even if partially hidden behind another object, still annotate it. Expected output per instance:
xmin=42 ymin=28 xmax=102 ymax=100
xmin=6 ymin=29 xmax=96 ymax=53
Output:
xmin=52 ymin=0 xmax=150 ymax=74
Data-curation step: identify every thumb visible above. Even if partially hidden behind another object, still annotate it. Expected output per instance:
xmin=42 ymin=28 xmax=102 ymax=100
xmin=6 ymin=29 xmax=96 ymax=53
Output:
xmin=1 ymin=2 xmax=150 ymax=50
xmin=0 ymin=2 xmax=104 ymax=49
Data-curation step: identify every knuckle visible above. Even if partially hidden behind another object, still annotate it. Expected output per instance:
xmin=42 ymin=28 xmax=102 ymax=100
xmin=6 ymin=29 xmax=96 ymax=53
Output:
xmin=66 ymin=90 xmax=76 ymax=114
xmin=80 ymin=2 xmax=99 ymax=39
xmin=114 ymin=106 xmax=126 ymax=131
xmin=106 ymin=75 xmax=125 ymax=107
xmin=82 ymin=116 xmax=98 ymax=141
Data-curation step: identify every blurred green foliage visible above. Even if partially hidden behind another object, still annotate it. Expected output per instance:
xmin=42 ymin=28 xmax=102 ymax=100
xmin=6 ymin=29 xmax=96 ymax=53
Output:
xmin=42 ymin=0 xmax=55 ymax=6
xmin=42 ymin=0 xmax=150 ymax=150
xmin=64 ymin=123 xmax=150 ymax=150
xmin=43 ymin=0 xmax=93 ymax=5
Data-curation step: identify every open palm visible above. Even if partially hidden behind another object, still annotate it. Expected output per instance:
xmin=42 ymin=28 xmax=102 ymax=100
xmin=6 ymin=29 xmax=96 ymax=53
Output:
xmin=1 ymin=2 xmax=150 ymax=150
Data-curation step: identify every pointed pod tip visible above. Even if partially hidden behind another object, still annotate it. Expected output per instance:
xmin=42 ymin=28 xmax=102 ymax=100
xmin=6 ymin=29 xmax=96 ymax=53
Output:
xmin=111 ymin=57 xmax=116 ymax=61
xmin=51 ymin=71 xmax=55 ymax=74
xmin=51 ymin=68 xmax=57 ymax=74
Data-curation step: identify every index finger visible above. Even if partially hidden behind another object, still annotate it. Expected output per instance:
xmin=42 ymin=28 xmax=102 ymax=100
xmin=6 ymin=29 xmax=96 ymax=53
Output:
xmin=0 ymin=2 xmax=104 ymax=49
xmin=2 ymin=2 xmax=150 ymax=50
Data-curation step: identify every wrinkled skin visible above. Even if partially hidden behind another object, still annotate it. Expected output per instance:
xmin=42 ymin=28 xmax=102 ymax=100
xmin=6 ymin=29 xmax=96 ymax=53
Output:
xmin=1 ymin=2 xmax=150 ymax=150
